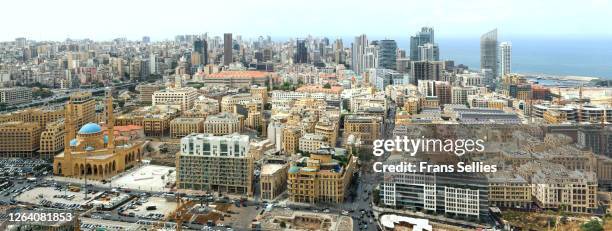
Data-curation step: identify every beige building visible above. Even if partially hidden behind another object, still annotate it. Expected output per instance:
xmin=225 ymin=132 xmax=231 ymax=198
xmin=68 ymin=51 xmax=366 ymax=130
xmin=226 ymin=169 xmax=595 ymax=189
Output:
xmin=487 ymin=172 xmax=532 ymax=209
xmin=287 ymin=151 xmax=357 ymax=204
xmin=250 ymin=86 xmax=269 ymax=104
xmin=53 ymin=94 xmax=143 ymax=180
xmin=137 ymin=84 xmax=162 ymax=104
xmin=260 ymin=163 xmax=289 ymax=200
xmin=203 ymin=112 xmax=244 ymax=135
xmin=220 ymin=93 xmax=263 ymax=113
xmin=170 ymin=117 xmax=205 ymax=138
xmin=299 ymin=133 xmax=329 ymax=154
xmin=0 ymin=121 xmax=41 ymax=158
xmin=152 ymin=87 xmax=199 ymax=111
xmin=314 ymin=118 xmax=338 ymax=147
xmin=176 ymin=133 xmax=253 ymax=196
xmin=343 ymin=115 xmax=382 ymax=146
xmin=70 ymin=92 xmax=97 ymax=128
xmin=116 ymin=106 xmax=180 ymax=137
xmin=282 ymin=127 xmax=302 ymax=155
xmin=194 ymin=96 xmax=220 ymax=114
xmin=39 ymin=119 xmax=65 ymax=160
xmin=0 ymin=106 xmax=64 ymax=128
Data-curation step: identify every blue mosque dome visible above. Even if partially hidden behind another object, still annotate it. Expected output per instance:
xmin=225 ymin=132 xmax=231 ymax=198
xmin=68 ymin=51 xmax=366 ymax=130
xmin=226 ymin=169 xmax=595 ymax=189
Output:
xmin=69 ymin=138 xmax=78 ymax=146
xmin=103 ymin=135 xmax=109 ymax=144
xmin=78 ymin=123 xmax=102 ymax=134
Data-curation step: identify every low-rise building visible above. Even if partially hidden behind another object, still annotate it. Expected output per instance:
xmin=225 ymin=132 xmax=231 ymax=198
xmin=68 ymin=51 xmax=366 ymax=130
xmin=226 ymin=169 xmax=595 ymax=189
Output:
xmin=287 ymin=151 xmax=357 ymax=204
xmin=203 ymin=112 xmax=243 ymax=135
xmin=170 ymin=117 xmax=205 ymax=139
xmin=260 ymin=163 xmax=289 ymax=200
xmin=0 ymin=121 xmax=41 ymax=158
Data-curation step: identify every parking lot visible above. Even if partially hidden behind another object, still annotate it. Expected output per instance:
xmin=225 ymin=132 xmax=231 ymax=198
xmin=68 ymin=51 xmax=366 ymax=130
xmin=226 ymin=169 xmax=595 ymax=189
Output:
xmin=122 ymin=196 xmax=176 ymax=220
xmin=15 ymin=186 xmax=97 ymax=210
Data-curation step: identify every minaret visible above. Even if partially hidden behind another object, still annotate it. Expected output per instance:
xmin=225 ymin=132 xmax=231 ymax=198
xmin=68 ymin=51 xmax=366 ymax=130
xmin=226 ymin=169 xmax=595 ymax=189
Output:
xmin=63 ymin=101 xmax=75 ymax=175
xmin=106 ymin=89 xmax=115 ymax=149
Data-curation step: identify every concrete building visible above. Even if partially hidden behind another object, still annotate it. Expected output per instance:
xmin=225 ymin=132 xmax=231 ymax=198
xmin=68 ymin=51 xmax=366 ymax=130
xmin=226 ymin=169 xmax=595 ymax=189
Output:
xmin=343 ymin=115 xmax=382 ymax=146
xmin=224 ymin=33 xmax=233 ymax=65
xmin=0 ymin=121 xmax=41 ymax=158
xmin=204 ymin=71 xmax=274 ymax=88
xmin=137 ymin=84 xmax=161 ymax=104
xmin=203 ymin=112 xmax=243 ymax=135
xmin=500 ymin=42 xmax=512 ymax=77
xmin=260 ymin=163 xmax=289 ymax=200
xmin=170 ymin=117 xmax=205 ymax=139
xmin=410 ymin=61 xmax=443 ymax=84
xmin=177 ymin=133 xmax=253 ymax=196
xmin=39 ymin=119 xmax=65 ymax=160
xmin=152 ymin=87 xmax=199 ymax=111
xmin=282 ymin=127 xmax=302 ymax=155
xmin=299 ymin=133 xmax=329 ymax=154
xmin=0 ymin=87 xmax=32 ymax=105
xmin=287 ymin=151 xmax=357 ymax=204
xmin=381 ymin=170 xmax=489 ymax=221
xmin=69 ymin=92 xmax=97 ymax=128
xmin=487 ymin=171 xmax=532 ymax=209
xmin=116 ymin=106 xmax=180 ymax=137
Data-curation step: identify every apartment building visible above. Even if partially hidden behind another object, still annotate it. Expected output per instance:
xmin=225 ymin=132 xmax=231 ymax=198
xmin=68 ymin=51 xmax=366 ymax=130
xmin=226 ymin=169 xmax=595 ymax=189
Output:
xmin=170 ymin=117 xmax=205 ymax=139
xmin=0 ymin=121 xmax=42 ymax=158
xmin=343 ymin=115 xmax=383 ymax=146
xmin=152 ymin=87 xmax=199 ymax=111
xmin=203 ymin=112 xmax=244 ymax=135
xmin=177 ymin=133 xmax=253 ymax=196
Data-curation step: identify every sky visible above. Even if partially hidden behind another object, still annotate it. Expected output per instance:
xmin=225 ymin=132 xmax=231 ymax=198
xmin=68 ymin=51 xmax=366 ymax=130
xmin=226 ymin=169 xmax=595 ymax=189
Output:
xmin=2 ymin=0 xmax=612 ymax=42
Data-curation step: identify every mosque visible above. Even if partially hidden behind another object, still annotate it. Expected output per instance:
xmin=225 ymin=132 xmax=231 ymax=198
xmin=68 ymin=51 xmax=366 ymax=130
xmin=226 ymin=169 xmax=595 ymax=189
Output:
xmin=53 ymin=91 xmax=144 ymax=180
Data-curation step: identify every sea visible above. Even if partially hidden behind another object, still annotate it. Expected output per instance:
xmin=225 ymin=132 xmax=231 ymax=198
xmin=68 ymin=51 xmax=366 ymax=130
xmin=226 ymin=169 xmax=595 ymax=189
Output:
xmin=280 ymin=36 xmax=612 ymax=80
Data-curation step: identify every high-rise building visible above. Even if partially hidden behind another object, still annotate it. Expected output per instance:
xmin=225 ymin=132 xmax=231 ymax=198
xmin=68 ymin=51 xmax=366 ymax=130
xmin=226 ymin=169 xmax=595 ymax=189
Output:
xmin=223 ymin=33 xmax=233 ymax=65
xmin=410 ymin=61 xmax=443 ymax=84
xmin=377 ymin=39 xmax=397 ymax=70
xmin=480 ymin=29 xmax=498 ymax=80
xmin=417 ymin=43 xmax=439 ymax=61
xmin=294 ymin=39 xmax=308 ymax=63
xmin=176 ymin=133 xmax=253 ymax=196
xmin=142 ymin=36 xmax=150 ymax=44
xmin=500 ymin=41 xmax=512 ymax=77
xmin=410 ymin=27 xmax=435 ymax=60
xmin=351 ymin=34 xmax=368 ymax=74
xmin=193 ymin=38 xmax=208 ymax=66
xmin=0 ymin=87 xmax=32 ymax=106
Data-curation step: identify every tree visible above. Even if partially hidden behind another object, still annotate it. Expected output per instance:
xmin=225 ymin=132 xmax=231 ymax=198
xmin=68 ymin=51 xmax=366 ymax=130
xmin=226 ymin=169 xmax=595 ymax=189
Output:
xmin=279 ymin=221 xmax=286 ymax=228
xmin=323 ymin=83 xmax=332 ymax=89
xmin=581 ymin=220 xmax=603 ymax=231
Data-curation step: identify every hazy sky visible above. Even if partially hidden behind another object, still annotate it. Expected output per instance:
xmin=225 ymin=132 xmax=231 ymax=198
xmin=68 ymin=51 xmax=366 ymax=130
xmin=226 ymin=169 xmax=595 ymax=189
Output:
xmin=2 ymin=0 xmax=611 ymax=41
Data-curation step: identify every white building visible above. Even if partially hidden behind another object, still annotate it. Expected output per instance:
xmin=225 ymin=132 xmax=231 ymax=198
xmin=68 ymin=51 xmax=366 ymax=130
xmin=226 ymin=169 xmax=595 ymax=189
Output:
xmin=500 ymin=42 xmax=512 ymax=77
xmin=152 ymin=87 xmax=198 ymax=111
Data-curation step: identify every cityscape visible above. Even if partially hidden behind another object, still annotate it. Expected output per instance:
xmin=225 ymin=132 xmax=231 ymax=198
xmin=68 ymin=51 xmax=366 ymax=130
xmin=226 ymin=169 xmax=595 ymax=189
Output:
xmin=1 ymin=2 xmax=612 ymax=231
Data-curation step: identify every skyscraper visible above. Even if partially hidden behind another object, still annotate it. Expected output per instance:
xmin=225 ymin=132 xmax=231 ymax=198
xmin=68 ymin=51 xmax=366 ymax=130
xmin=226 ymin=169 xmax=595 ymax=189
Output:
xmin=480 ymin=29 xmax=498 ymax=81
xmin=223 ymin=33 xmax=233 ymax=65
xmin=294 ymin=39 xmax=308 ymax=63
xmin=417 ymin=43 xmax=439 ymax=61
xmin=410 ymin=27 xmax=434 ymax=60
xmin=500 ymin=41 xmax=512 ymax=77
xmin=193 ymin=38 xmax=208 ymax=66
xmin=377 ymin=39 xmax=397 ymax=70
xmin=351 ymin=34 xmax=368 ymax=74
